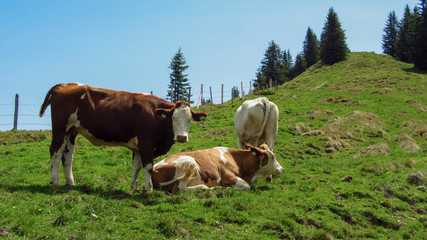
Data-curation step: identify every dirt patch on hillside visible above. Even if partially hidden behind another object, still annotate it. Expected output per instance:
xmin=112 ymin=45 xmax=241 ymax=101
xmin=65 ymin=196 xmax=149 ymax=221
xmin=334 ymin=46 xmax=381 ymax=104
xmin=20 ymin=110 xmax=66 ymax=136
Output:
xmin=371 ymin=88 xmax=393 ymax=95
xmin=307 ymin=109 xmax=333 ymax=120
xmin=401 ymin=120 xmax=427 ymax=139
xmin=322 ymin=96 xmax=364 ymax=106
xmin=405 ymin=99 xmax=427 ymax=112
xmin=324 ymin=111 xmax=386 ymax=141
xmin=408 ymin=171 xmax=425 ymax=186
xmin=293 ymin=110 xmax=387 ymax=153
xmin=205 ymin=128 xmax=231 ymax=138
xmin=395 ymin=134 xmax=420 ymax=152
xmin=354 ymin=142 xmax=390 ymax=158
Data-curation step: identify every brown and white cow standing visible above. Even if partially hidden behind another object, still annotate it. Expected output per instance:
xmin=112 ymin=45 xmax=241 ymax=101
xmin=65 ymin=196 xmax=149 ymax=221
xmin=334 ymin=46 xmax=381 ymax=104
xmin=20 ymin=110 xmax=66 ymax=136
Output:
xmin=234 ymin=97 xmax=279 ymax=182
xmin=151 ymin=143 xmax=284 ymax=193
xmin=39 ymin=83 xmax=207 ymax=192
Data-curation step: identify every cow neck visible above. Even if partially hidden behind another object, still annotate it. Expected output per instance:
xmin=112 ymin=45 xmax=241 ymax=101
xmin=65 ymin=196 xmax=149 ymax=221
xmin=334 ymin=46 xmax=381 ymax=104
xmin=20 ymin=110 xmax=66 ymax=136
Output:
xmin=151 ymin=98 xmax=176 ymax=158
xmin=228 ymin=149 xmax=261 ymax=183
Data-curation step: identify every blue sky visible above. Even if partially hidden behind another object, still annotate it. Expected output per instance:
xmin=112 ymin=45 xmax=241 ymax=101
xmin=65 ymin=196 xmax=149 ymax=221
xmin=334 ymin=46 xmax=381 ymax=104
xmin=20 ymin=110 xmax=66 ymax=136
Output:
xmin=0 ymin=0 xmax=420 ymax=131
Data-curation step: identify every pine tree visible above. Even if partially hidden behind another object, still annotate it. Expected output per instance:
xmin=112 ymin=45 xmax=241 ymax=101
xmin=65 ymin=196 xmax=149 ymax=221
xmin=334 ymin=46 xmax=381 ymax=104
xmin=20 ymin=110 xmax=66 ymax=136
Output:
xmin=382 ymin=11 xmax=399 ymax=57
xmin=303 ymin=27 xmax=320 ymax=68
xmin=231 ymin=86 xmax=240 ymax=99
xmin=396 ymin=5 xmax=419 ymax=63
xmin=292 ymin=53 xmax=307 ymax=77
xmin=414 ymin=0 xmax=427 ymax=70
xmin=253 ymin=68 xmax=267 ymax=91
xmin=319 ymin=8 xmax=349 ymax=65
xmin=283 ymin=49 xmax=294 ymax=79
xmin=167 ymin=48 xmax=190 ymax=103
xmin=260 ymin=41 xmax=283 ymax=87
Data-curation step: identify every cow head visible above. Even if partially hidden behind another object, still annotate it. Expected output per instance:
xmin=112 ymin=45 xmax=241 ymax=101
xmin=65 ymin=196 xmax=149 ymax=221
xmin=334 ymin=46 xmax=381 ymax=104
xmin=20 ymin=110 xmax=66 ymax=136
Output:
xmin=155 ymin=101 xmax=207 ymax=143
xmin=245 ymin=143 xmax=284 ymax=179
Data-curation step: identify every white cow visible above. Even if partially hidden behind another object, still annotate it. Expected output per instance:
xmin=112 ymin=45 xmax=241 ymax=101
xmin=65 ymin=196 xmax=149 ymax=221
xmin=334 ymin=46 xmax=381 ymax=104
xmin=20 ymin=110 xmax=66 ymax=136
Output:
xmin=234 ymin=97 xmax=279 ymax=182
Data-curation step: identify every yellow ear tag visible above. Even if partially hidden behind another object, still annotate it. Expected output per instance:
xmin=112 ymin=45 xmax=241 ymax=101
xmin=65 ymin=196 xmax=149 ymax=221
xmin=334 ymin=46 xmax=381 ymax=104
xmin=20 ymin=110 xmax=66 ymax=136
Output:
xmin=161 ymin=114 xmax=167 ymax=119
xmin=252 ymin=151 xmax=257 ymax=156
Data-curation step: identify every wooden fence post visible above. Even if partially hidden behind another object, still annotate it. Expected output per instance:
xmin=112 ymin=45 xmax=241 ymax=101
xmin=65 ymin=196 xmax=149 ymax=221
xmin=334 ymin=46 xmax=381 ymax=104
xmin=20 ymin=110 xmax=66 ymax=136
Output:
xmin=231 ymin=88 xmax=234 ymax=104
xmin=209 ymin=87 xmax=213 ymax=105
xmin=221 ymin=84 xmax=224 ymax=104
xmin=249 ymin=81 xmax=252 ymax=94
xmin=241 ymin=81 xmax=244 ymax=98
xmin=13 ymin=94 xmax=19 ymax=130
xmin=200 ymin=84 xmax=203 ymax=105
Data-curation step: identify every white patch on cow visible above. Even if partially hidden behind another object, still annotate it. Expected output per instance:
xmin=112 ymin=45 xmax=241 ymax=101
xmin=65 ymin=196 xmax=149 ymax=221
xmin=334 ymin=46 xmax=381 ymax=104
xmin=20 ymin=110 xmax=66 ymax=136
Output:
xmin=172 ymin=104 xmax=192 ymax=142
xmin=124 ymin=137 xmax=138 ymax=151
xmin=50 ymin=141 xmax=66 ymax=186
xmin=157 ymin=155 xmax=200 ymax=189
xmin=214 ymin=147 xmax=228 ymax=165
xmin=234 ymin=177 xmax=250 ymax=190
xmin=66 ymin=109 xmax=80 ymax=132
xmin=253 ymin=151 xmax=284 ymax=181
xmin=63 ymin=136 xmax=75 ymax=186
xmin=154 ymin=158 xmax=167 ymax=168
xmin=80 ymin=93 xmax=86 ymax=100
xmin=144 ymin=163 xmax=153 ymax=191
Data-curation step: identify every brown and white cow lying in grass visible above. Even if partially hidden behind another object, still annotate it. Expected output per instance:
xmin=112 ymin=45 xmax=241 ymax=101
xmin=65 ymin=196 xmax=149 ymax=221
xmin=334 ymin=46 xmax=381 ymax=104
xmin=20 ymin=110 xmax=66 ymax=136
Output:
xmin=151 ymin=143 xmax=284 ymax=193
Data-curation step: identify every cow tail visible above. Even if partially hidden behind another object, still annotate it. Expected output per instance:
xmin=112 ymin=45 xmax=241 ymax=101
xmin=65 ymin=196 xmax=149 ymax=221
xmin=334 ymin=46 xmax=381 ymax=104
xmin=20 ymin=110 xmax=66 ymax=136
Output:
xmin=39 ymin=84 xmax=59 ymax=117
xmin=255 ymin=97 xmax=271 ymax=141
xmin=178 ymin=161 xmax=199 ymax=182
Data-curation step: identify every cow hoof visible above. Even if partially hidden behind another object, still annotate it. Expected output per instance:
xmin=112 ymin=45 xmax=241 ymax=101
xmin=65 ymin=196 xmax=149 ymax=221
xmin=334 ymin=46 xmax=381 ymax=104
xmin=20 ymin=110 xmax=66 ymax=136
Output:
xmin=51 ymin=182 xmax=60 ymax=187
xmin=266 ymin=177 xmax=272 ymax=183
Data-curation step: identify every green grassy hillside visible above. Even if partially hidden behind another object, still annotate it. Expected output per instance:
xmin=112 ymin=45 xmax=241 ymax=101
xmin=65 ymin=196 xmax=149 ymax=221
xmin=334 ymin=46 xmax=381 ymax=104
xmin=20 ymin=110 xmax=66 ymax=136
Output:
xmin=0 ymin=52 xmax=426 ymax=239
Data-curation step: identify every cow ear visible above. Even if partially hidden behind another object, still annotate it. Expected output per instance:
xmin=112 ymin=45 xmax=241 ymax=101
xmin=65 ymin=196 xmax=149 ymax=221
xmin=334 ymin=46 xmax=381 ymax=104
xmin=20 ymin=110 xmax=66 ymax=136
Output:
xmin=191 ymin=110 xmax=207 ymax=121
xmin=258 ymin=143 xmax=270 ymax=151
xmin=155 ymin=108 xmax=173 ymax=119
xmin=245 ymin=143 xmax=260 ymax=156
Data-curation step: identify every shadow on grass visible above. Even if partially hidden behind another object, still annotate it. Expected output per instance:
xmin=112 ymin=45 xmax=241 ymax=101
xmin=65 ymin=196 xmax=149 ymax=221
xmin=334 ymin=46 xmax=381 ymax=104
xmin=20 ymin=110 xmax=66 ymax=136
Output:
xmin=0 ymin=184 xmax=165 ymax=205
xmin=403 ymin=67 xmax=427 ymax=75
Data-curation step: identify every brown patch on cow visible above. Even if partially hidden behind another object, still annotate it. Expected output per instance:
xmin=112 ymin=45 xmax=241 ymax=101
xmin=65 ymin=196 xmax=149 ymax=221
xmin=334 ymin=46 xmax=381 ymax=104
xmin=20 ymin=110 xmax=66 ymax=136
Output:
xmin=152 ymin=163 xmax=177 ymax=189
xmin=395 ymin=134 xmax=420 ymax=152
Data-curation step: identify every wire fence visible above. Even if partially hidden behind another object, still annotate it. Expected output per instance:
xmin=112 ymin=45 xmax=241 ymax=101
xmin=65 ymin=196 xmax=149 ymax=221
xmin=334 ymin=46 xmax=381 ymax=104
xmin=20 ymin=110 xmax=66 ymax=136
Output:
xmin=0 ymin=83 xmax=253 ymax=131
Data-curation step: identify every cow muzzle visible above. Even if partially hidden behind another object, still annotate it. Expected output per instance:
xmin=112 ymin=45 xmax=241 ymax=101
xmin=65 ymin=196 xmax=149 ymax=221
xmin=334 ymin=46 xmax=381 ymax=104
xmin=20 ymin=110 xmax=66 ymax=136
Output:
xmin=176 ymin=135 xmax=188 ymax=143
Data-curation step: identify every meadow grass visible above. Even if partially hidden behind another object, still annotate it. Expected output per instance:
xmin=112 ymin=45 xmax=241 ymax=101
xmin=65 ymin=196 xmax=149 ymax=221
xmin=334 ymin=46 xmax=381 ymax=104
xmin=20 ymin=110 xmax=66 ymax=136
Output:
xmin=0 ymin=52 xmax=426 ymax=239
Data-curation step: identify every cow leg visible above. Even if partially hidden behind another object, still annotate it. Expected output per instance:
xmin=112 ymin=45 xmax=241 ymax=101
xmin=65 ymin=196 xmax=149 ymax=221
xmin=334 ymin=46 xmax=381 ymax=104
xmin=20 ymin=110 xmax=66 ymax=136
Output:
xmin=63 ymin=134 xmax=77 ymax=186
xmin=233 ymin=177 xmax=251 ymax=190
xmin=49 ymin=133 xmax=66 ymax=187
xmin=131 ymin=151 xmax=142 ymax=192
xmin=143 ymin=162 xmax=153 ymax=192
xmin=237 ymin=138 xmax=244 ymax=149
xmin=221 ymin=171 xmax=251 ymax=190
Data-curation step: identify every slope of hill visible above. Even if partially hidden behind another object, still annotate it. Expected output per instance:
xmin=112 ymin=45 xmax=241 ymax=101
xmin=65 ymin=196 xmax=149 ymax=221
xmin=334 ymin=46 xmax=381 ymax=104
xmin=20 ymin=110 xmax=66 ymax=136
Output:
xmin=0 ymin=52 xmax=426 ymax=239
